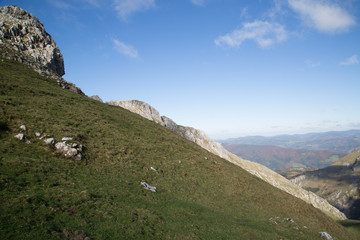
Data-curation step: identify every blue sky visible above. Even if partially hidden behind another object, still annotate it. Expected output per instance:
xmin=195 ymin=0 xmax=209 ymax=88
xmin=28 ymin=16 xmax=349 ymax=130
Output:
xmin=2 ymin=0 xmax=360 ymax=139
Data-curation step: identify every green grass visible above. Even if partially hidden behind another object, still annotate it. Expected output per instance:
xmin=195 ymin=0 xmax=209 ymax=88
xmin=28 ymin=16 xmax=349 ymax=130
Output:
xmin=339 ymin=220 xmax=360 ymax=236
xmin=325 ymin=155 xmax=340 ymax=163
xmin=1 ymin=57 xmax=359 ymax=239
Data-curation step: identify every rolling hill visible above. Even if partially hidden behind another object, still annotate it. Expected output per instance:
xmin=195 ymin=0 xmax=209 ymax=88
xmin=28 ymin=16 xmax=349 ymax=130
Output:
xmin=221 ymin=131 xmax=360 ymax=153
xmin=222 ymin=143 xmax=345 ymax=170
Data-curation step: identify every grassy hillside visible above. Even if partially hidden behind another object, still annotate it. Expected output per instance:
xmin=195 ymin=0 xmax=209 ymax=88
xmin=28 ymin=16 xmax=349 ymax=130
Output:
xmin=1 ymin=58 xmax=358 ymax=239
xmin=222 ymin=143 xmax=345 ymax=170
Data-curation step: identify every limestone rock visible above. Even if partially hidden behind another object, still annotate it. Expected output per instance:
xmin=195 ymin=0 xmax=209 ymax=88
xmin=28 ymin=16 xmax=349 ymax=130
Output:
xmin=19 ymin=124 xmax=26 ymax=131
xmin=90 ymin=95 xmax=103 ymax=103
xmin=0 ymin=6 xmax=84 ymax=95
xmin=108 ymin=100 xmax=163 ymax=125
xmin=55 ymin=141 xmax=82 ymax=160
xmin=141 ymin=182 xmax=156 ymax=192
xmin=44 ymin=137 xmax=55 ymax=145
xmin=0 ymin=6 xmax=65 ymax=76
xmin=14 ymin=133 xmax=24 ymax=140
xmin=319 ymin=232 xmax=333 ymax=240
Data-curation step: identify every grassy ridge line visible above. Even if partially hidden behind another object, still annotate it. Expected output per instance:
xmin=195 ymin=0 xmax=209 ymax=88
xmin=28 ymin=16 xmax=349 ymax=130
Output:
xmin=0 ymin=58 xmax=358 ymax=239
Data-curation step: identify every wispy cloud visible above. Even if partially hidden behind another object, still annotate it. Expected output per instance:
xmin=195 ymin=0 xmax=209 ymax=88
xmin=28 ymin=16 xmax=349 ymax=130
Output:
xmin=112 ymin=39 xmax=138 ymax=58
xmin=113 ymin=0 xmax=156 ymax=20
xmin=305 ymin=59 xmax=320 ymax=68
xmin=288 ymin=0 xmax=355 ymax=33
xmin=48 ymin=0 xmax=72 ymax=9
xmin=215 ymin=21 xmax=287 ymax=48
xmin=79 ymin=0 xmax=100 ymax=7
xmin=191 ymin=0 xmax=205 ymax=6
xmin=340 ymin=55 xmax=359 ymax=65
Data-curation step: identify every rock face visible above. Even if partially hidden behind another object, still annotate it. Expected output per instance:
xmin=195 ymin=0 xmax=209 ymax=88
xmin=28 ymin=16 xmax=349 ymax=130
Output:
xmin=108 ymin=100 xmax=163 ymax=124
xmin=0 ymin=6 xmax=84 ymax=95
xmin=0 ymin=6 xmax=64 ymax=76
xmin=110 ymin=99 xmax=347 ymax=220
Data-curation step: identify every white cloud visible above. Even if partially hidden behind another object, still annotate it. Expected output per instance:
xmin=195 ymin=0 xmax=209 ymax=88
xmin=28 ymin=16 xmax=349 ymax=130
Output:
xmin=215 ymin=21 xmax=287 ymax=48
xmin=79 ymin=0 xmax=100 ymax=6
xmin=112 ymin=39 xmax=138 ymax=58
xmin=288 ymin=0 xmax=356 ymax=33
xmin=305 ymin=59 xmax=320 ymax=68
xmin=113 ymin=0 xmax=156 ymax=20
xmin=191 ymin=0 xmax=205 ymax=6
xmin=340 ymin=55 xmax=359 ymax=65
xmin=48 ymin=0 xmax=71 ymax=9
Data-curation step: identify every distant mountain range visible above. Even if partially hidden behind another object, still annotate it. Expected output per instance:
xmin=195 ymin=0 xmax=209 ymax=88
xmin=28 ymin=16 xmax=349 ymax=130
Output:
xmin=222 ymin=143 xmax=346 ymax=170
xmin=221 ymin=130 xmax=360 ymax=153
xmin=221 ymin=130 xmax=360 ymax=170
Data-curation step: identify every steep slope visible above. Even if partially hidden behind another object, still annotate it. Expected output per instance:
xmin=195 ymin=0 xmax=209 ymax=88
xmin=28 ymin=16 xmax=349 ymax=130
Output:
xmin=291 ymin=148 xmax=360 ymax=220
xmin=222 ymin=143 xmax=345 ymax=170
xmin=108 ymin=100 xmax=346 ymax=221
xmin=2 ymin=59 xmax=359 ymax=240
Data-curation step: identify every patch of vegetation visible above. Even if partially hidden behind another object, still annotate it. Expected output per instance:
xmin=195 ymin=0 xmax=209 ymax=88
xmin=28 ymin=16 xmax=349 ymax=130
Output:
xmin=324 ymin=155 xmax=340 ymax=163
xmin=305 ymin=187 xmax=320 ymax=193
xmin=1 ymin=57 xmax=359 ymax=239
xmin=339 ymin=220 xmax=360 ymax=236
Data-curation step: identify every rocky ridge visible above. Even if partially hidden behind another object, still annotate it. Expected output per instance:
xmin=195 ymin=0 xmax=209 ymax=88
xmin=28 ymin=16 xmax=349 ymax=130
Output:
xmin=0 ymin=5 xmax=83 ymax=95
xmin=109 ymin=99 xmax=347 ymax=220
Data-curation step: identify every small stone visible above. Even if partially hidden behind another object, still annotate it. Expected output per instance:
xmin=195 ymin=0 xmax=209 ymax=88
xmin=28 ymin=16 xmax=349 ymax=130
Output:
xmin=319 ymin=232 xmax=333 ymax=240
xmin=150 ymin=167 xmax=159 ymax=174
xmin=62 ymin=137 xmax=73 ymax=141
xmin=141 ymin=182 xmax=156 ymax=192
xmin=35 ymin=132 xmax=41 ymax=137
xmin=14 ymin=133 xmax=24 ymax=140
xmin=71 ymin=143 xmax=78 ymax=148
xmin=25 ymin=139 xmax=31 ymax=144
xmin=44 ymin=137 xmax=55 ymax=145
xmin=20 ymin=125 xmax=26 ymax=131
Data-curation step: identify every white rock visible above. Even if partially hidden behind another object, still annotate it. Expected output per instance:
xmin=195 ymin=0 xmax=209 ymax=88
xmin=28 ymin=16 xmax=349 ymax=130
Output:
xmin=19 ymin=125 xmax=26 ymax=131
xmin=150 ymin=167 xmax=159 ymax=174
xmin=44 ymin=137 xmax=55 ymax=145
xmin=35 ymin=132 xmax=41 ymax=137
xmin=61 ymin=137 xmax=73 ymax=141
xmin=141 ymin=182 xmax=156 ymax=192
xmin=319 ymin=232 xmax=333 ymax=240
xmin=14 ymin=133 xmax=24 ymax=140
xmin=55 ymin=142 xmax=79 ymax=159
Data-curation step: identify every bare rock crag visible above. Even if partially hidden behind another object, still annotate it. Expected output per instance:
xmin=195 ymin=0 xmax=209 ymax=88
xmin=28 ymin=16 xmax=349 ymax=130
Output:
xmin=0 ymin=5 xmax=64 ymax=76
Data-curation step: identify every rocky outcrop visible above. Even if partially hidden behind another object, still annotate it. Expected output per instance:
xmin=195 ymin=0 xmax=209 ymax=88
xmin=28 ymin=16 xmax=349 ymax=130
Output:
xmin=0 ymin=5 xmax=64 ymax=76
xmin=0 ymin=6 xmax=84 ymax=95
xmin=109 ymin=99 xmax=347 ymax=220
xmin=108 ymin=100 xmax=163 ymax=124
xmin=90 ymin=95 xmax=103 ymax=103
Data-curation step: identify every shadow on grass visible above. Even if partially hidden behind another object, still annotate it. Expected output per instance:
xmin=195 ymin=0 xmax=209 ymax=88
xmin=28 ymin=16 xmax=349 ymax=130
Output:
xmin=338 ymin=219 xmax=360 ymax=236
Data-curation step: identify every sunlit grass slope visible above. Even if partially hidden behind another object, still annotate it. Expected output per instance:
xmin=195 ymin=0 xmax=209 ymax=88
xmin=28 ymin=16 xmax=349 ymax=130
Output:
xmin=0 ymin=58 xmax=358 ymax=239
